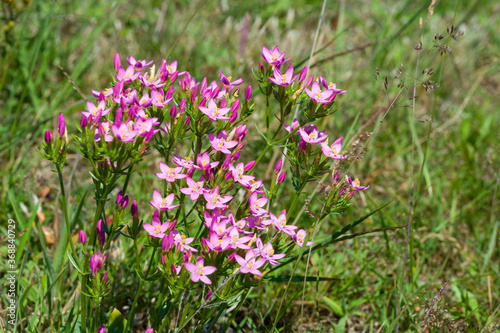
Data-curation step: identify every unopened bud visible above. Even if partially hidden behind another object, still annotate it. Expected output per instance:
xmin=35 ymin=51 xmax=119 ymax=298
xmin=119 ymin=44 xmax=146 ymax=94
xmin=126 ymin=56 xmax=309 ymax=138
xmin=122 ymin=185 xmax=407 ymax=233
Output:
xmin=121 ymin=195 xmax=129 ymax=208
xmin=244 ymin=160 xmax=255 ymax=171
xmin=131 ymin=200 xmax=138 ymax=217
xmin=79 ymin=230 xmax=87 ymax=244
xmin=102 ymin=272 xmax=109 ymax=284
xmin=116 ymin=190 xmax=123 ymax=206
xmin=57 ymin=113 xmax=66 ymax=137
xmin=229 ymin=111 xmax=238 ymax=123
xmin=232 ymin=150 xmax=241 ymax=163
xmin=274 ymin=159 xmax=282 ymax=173
xmin=245 ymin=86 xmax=252 ymax=101
xmin=114 ymin=54 xmax=121 ymax=71
xmin=277 ymin=172 xmax=286 ymax=184
xmin=170 ymin=105 xmax=177 ymax=118
xmin=305 ymin=75 xmax=314 ymax=88
xmin=44 ymin=130 xmax=52 ymax=144
xmin=298 ymin=67 xmax=308 ymax=82
xmin=80 ymin=115 xmax=88 ymax=129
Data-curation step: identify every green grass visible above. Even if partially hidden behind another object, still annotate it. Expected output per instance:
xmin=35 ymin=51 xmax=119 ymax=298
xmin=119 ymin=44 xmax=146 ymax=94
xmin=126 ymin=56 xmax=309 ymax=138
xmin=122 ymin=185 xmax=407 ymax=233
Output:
xmin=1 ymin=0 xmax=499 ymax=332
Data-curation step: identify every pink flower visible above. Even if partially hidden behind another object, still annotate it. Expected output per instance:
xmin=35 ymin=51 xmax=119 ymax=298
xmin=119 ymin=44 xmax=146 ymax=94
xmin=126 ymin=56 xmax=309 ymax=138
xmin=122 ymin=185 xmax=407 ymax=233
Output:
xmin=126 ymin=56 xmax=153 ymax=69
xmin=82 ymin=100 xmax=111 ymax=118
xmin=305 ymin=81 xmax=334 ymax=103
xmin=89 ymin=251 xmax=107 ymax=274
xmin=111 ymin=122 xmax=138 ymax=142
xmin=151 ymin=88 xmax=172 ymax=108
xmin=220 ymin=70 xmax=243 ymax=91
xmin=320 ymin=137 xmax=348 ymax=160
xmin=155 ymin=163 xmax=187 ymax=182
xmin=228 ymin=163 xmax=255 ymax=186
xmin=294 ymin=229 xmax=314 ymax=247
xmin=319 ymin=76 xmax=347 ymax=94
xmin=198 ymin=99 xmax=231 ymax=121
xmin=149 ymin=190 xmax=180 ymax=210
xmin=208 ymin=131 xmax=238 ymax=155
xmin=269 ymin=210 xmax=297 ymax=236
xmin=143 ymin=212 xmax=174 ymax=238
xmin=206 ymin=232 xmax=230 ymax=252
xmin=203 ymin=185 xmax=232 ymax=210
xmin=134 ymin=117 xmax=159 ymax=137
xmin=180 ymin=176 xmax=206 ymax=201
xmin=345 ymin=174 xmax=370 ymax=191
xmin=284 ymin=118 xmax=300 ymax=133
xmin=225 ymin=228 xmax=252 ymax=250
xmin=173 ymin=155 xmax=195 ymax=170
xmin=184 ymin=257 xmax=216 ymax=285
xmin=235 ymin=251 xmax=266 ymax=276
xmin=261 ymin=46 xmax=290 ymax=68
xmin=136 ymin=92 xmax=152 ymax=108
xmin=246 ymin=215 xmax=272 ymax=231
xmin=193 ymin=152 xmax=219 ymax=170
xmin=249 ymin=192 xmax=268 ymax=216
xmin=298 ymin=124 xmax=328 ymax=144
xmin=256 ymin=238 xmax=285 ymax=266
xmin=268 ymin=65 xmax=298 ymax=86
xmin=174 ymin=233 xmax=197 ymax=252
xmin=116 ymin=65 xmax=140 ymax=83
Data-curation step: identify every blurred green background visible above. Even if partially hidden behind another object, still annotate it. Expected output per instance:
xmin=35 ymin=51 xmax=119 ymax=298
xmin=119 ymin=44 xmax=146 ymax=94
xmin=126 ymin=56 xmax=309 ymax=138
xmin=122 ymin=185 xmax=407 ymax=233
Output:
xmin=1 ymin=0 xmax=499 ymax=331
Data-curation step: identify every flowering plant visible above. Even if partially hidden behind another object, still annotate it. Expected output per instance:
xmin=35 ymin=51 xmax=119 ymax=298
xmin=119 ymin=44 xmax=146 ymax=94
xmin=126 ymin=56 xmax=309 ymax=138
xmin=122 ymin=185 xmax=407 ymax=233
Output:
xmin=40 ymin=46 xmax=374 ymax=332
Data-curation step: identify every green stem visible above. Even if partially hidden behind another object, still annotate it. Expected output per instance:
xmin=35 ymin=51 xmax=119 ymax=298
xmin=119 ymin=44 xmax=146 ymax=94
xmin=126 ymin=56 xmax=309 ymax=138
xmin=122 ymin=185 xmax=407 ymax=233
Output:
xmin=125 ymin=247 xmax=157 ymax=333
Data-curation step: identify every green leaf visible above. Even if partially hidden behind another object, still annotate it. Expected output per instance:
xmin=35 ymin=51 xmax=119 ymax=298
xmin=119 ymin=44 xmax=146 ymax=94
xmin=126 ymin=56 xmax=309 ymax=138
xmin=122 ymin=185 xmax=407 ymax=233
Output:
xmin=108 ymin=308 xmax=128 ymax=333
xmin=67 ymin=250 xmax=83 ymax=274
xmin=323 ymin=296 xmax=344 ymax=316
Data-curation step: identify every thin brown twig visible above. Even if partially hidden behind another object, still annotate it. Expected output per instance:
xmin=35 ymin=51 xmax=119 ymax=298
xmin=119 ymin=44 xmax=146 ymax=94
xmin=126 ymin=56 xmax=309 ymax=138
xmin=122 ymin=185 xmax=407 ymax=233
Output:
xmin=57 ymin=65 xmax=86 ymax=101
xmin=311 ymin=40 xmax=384 ymax=68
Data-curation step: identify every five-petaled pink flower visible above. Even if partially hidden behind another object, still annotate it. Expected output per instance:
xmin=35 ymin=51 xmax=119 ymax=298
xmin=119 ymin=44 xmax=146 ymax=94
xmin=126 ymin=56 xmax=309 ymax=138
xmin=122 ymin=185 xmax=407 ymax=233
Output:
xmin=112 ymin=122 xmax=138 ymax=142
xmin=173 ymin=155 xmax=194 ymax=170
xmin=83 ymin=100 xmax=111 ymax=119
xmin=249 ymin=192 xmax=268 ymax=216
xmin=284 ymin=118 xmax=299 ymax=133
xmin=320 ymin=137 xmax=348 ymax=160
xmin=155 ymin=163 xmax=187 ymax=182
xmin=126 ymin=56 xmax=153 ymax=69
xmin=174 ymin=233 xmax=197 ymax=252
xmin=235 ymin=251 xmax=266 ymax=276
xmin=149 ymin=190 xmax=180 ymax=210
xmin=269 ymin=210 xmax=297 ymax=236
xmin=228 ymin=163 xmax=255 ymax=187
xmin=193 ymin=152 xmax=219 ymax=170
xmin=143 ymin=211 xmax=174 ymax=238
xmin=294 ymin=229 xmax=314 ymax=248
xmin=116 ymin=65 xmax=140 ymax=83
xmin=204 ymin=186 xmax=232 ymax=210
xmin=299 ymin=124 xmax=328 ymax=145
xmin=256 ymin=238 xmax=285 ymax=266
xmin=268 ymin=65 xmax=297 ymax=86
xmin=208 ymin=131 xmax=238 ymax=155
xmin=220 ymin=70 xmax=243 ymax=91
xmin=262 ymin=46 xmax=290 ymax=68
xmin=180 ymin=176 xmax=206 ymax=201
xmin=199 ymin=99 xmax=231 ymax=121
xmin=89 ymin=251 xmax=107 ymax=274
xmin=345 ymin=174 xmax=370 ymax=191
xmin=305 ymin=81 xmax=334 ymax=103
xmin=184 ymin=257 xmax=216 ymax=285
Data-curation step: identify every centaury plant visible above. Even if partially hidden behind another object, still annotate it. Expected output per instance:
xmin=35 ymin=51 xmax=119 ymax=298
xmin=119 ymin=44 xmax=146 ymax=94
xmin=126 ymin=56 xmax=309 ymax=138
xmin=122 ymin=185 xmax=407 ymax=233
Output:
xmin=40 ymin=46 xmax=377 ymax=332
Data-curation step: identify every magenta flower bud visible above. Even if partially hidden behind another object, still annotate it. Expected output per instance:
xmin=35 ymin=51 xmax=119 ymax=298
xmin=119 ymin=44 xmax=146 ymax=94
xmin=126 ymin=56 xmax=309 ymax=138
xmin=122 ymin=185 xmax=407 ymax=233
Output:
xmin=234 ymin=125 xmax=247 ymax=140
xmin=299 ymin=140 xmax=307 ymax=150
xmin=113 ymin=80 xmax=124 ymax=99
xmin=201 ymin=237 xmax=208 ymax=249
xmin=245 ymin=86 xmax=252 ymax=101
xmin=114 ymin=53 xmax=121 ymax=71
xmin=80 ymin=115 xmax=88 ymax=129
xmin=145 ymin=329 xmax=154 ymax=333
xmin=169 ymin=71 xmax=178 ymax=82
xmin=347 ymin=192 xmax=354 ymax=199
xmin=102 ymin=272 xmax=109 ymax=284
xmin=79 ymin=230 xmax=87 ymax=244
xmin=306 ymin=75 xmax=314 ymax=88
xmin=199 ymin=97 xmax=207 ymax=107
xmin=220 ymin=98 xmax=227 ymax=108
xmin=128 ymin=105 xmax=138 ymax=119
xmin=57 ymin=113 xmax=65 ymax=137
xmin=98 ymin=325 xmax=106 ymax=333
xmin=187 ymin=167 xmax=194 ymax=178
xmin=206 ymin=290 xmax=213 ymax=300
xmin=96 ymin=219 xmax=105 ymax=247
xmin=222 ymin=154 xmax=231 ymax=169
xmin=299 ymin=67 xmax=308 ymax=82
xmin=180 ymin=97 xmax=186 ymax=113
xmin=231 ymin=99 xmax=240 ymax=113
xmin=231 ymin=150 xmax=240 ymax=163
xmin=259 ymin=62 xmax=264 ymax=72
xmin=44 ymin=130 xmax=52 ymax=144
xmin=170 ymin=105 xmax=177 ymax=118
xmin=166 ymin=86 xmax=174 ymax=100
xmin=170 ymin=264 xmax=177 ymax=275
xmin=275 ymin=159 xmax=282 ymax=173
xmin=131 ymin=200 xmax=138 ymax=217
xmin=227 ymin=252 xmax=237 ymax=262
xmin=211 ymin=86 xmax=220 ymax=99
xmin=237 ymin=142 xmax=245 ymax=150
xmin=114 ymin=107 xmax=123 ymax=125
xmin=121 ymin=195 xmax=129 ymax=208
xmin=334 ymin=170 xmax=340 ymax=183
xmin=244 ymin=160 xmax=255 ymax=171
xmin=191 ymin=86 xmax=198 ymax=103
xmin=224 ymin=170 xmax=233 ymax=181
xmin=277 ymin=172 xmax=286 ymax=184
xmin=184 ymin=116 xmax=191 ymax=127
xmin=339 ymin=188 xmax=346 ymax=197
xmin=160 ymin=254 xmax=166 ymax=265
xmin=115 ymin=190 xmax=123 ymax=206
xmin=229 ymin=111 xmax=238 ymax=123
